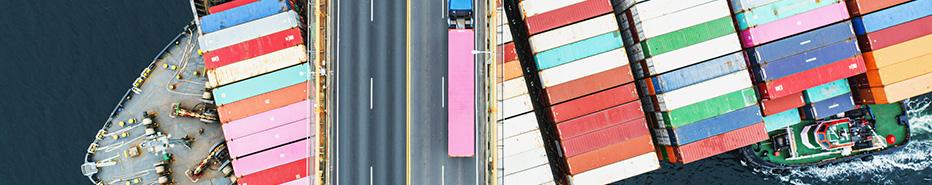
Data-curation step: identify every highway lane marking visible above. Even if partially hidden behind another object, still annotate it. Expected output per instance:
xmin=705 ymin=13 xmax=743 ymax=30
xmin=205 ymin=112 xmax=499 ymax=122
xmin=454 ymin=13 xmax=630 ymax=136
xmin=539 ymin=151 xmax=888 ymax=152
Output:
xmin=370 ymin=77 xmax=374 ymax=109
xmin=441 ymin=0 xmax=445 ymax=18
xmin=441 ymin=164 xmax=445 ymax=185
xmin=441 ymin=77 xmax=446 ymax=108
xmin=334 ymin=1 xmax=341 ymax=184
xmin=370 ymin=165 xmax=374 ymax=185
xmin=370 ymin=0 xmax=374 ymax=22
xmin=405 ymin=0 xmax=412 ymax=183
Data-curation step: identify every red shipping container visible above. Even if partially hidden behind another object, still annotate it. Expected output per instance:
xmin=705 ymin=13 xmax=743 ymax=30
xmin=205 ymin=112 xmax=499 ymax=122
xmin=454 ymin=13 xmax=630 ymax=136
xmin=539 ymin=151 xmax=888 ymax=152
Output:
xmin=208 ymin=0 xmax=258 ymax=14
xmin=503 ymin=42 xmax=518 ymax=63
xmin=524 ymin=0 xmax=613 ymax=36
xmin=236 ymin=158 xmax=309 ymax=184
xmin=662 ymin=122 xmax=767 ymax=164
xmin=203 ymin=28 xmax=305 ymax=69
xmin=760 ymin=92 xmax=805 ymax=116
xmin=218 ymin=81 xmax=310 ymax=123
xmin=758 ymin=56 xmax=866 ymax=99
xmin=561 ymin=117 xmax=649 ymax=157
xmin=544 ymin=65 xmax=634 ymax=105
xmin=557 ymin=100 xmax=644 ymax=140
xmin=566 ymin=135 xmax=654 ymax=175
xmin=859 ymin=15 xmax=932 ymax=51
xmin=846 ymin=0 xmax=911 ymax=16
xmin=550 ymin=82 xmax=639 ymax=123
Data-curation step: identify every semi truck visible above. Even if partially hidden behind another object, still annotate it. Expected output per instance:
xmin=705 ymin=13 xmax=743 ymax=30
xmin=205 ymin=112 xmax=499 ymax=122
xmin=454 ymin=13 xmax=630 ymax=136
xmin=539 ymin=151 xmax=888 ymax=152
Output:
xmin=447 ymin=0 xmax=475 ymax=158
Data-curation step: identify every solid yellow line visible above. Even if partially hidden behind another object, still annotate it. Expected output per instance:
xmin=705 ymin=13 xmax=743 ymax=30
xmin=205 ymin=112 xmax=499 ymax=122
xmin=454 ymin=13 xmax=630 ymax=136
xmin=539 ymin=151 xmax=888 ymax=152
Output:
xmin=405 ymin=0 xmax=411 ymax=183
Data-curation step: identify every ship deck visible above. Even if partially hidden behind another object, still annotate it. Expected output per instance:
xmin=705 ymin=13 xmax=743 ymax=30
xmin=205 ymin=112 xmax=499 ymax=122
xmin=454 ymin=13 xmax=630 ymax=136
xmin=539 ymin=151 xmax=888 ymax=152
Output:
xmin=82 ymin=24 xmax=233 ymax=185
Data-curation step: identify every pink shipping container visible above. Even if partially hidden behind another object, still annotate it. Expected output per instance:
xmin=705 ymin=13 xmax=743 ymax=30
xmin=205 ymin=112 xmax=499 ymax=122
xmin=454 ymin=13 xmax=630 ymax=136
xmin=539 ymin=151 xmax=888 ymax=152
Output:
xmin=448 ymin=29 xmax=475 ymax=157
xmin=739 ymin=2 xmax=850 ymax=48
xmin=232 ymin=139 xmax=310 ymax=176
xmin=227 ymin=120 xmax=311 ymax=158
xmin=222 ymin=100 xmax=310 ymax=140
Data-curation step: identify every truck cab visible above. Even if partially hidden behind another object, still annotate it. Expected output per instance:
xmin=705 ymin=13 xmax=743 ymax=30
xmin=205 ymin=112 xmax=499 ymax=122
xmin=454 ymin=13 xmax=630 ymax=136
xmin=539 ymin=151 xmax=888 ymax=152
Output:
xmin=448 ymin=0 xmax=474 ymax=29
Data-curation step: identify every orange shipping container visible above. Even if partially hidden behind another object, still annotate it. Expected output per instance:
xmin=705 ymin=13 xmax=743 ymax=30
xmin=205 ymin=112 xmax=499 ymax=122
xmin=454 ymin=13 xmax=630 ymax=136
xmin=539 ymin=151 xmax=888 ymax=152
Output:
xmin=566 ymin=135 xmax=654 ymax=175
xmin=858 ymin=72 xmax=932 ymax=104
xmin=866 ymin=53 xmax=932 ymax=86
xmin=218 ymin=81 xmax=310 ymax=123
xmin=863 ymin=34 xmax=932 ymax=70
xmin=502 ymin=60 xmax=523 ymax=83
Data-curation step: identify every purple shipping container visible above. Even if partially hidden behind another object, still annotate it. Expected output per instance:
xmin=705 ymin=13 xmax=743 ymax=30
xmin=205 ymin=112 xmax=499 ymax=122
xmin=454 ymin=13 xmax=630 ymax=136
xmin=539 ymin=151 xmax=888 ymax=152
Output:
xmin=222 ymin=100 xmax=311 ymax=140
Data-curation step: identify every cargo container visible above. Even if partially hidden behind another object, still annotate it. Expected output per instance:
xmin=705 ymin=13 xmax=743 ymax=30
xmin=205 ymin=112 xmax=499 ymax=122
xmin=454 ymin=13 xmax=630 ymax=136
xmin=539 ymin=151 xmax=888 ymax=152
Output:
xmin=763 ymin=108 xmax=801 ymax=132
xmin=519 ymin=0 xmax=585 ymax=18
xmin=217 ymin=82 xmax=310 ymax=123
xmin=655 ymin=105 xmax=762 ymax=146
xmin=863 ymin=34 xmax=932 ymax=69
xmin=501 ymin=163 xmax=556 ymax=185
xmin=856 ymin=72 xmax=932 ymax=104
xmin=557 ymin=100 xmax=643 ymax=140
xmin=567 ymin=152 xmax=659 ymax=184
xmin=658 ymin=88 xmax=758 ymax=128
xmin=866 ymin=53 xmax=932 ymax=86
xmin=543 ymin=65 xmax=633 ymax=105
xmin=649 ymin=52 xmax=745 ymax=94
xmin=627 ymin=0 xmax=717 ymax=23
xmin=747 ymin=21 xmax=855 ymax=66
xmin=207 ymin=45 xmax=308 ymax=88
xmin=760 ymin=92 xmax=806 ymax=116
xmin=758 ymin=56 xmax=865 ymax=99
xmin=529 ymin=14 xmax=618 ymax=53
xmin=659 ymin=123 xmax=767 ymax=164
xmin=858 ymin=15 xmax=932 ymax=51
xmin=227 ymin=120 xmax=310 ymax=158
xmin=539 ymin=49 xmax=626 ymax=87
xmin=754 ymin=39 xmax=860 ymax=81
xmin=503 ymin=146 xmax=549 ymax=175
xmin=734 ymin=0 xmax=836 ymax=30
xmin=846 ymin=0 xmax=911 ymax=15
xmin=566 ymin=135 xmax=654 ymax=175
xmin=232 ymin=139 xmax=310 ymax=176
xmin=199 ymin=0 xmax=290 ymax=33
xmin=503 ymin=128 xmax=545 ymax=158
xmin=550 ymin=83 xmax=638 ymax=123
xmin=503 ymin=43 xmax=518 ymax=64
xmin=801 ymin=93 xmax=855 ymax=119
xmin=236 ymin=158 xmax=309 ymax=184
xmin=534 ymin=32 xmax=622 ymax=70
xmin=203 ymin=28 xmax=304 ymax=69
xmin=209 ymin=0 xmax=258 ymax=14
xmin=503 ymin=112 xmax=539 ymax=139
xmin=626 ymin=0 xmax=730 ymax=41
xmin=502 ymin=60 xmax=522 ymax=82
xmin=636 ymin=16 xmax=734 ymax=58
xmin=222 ymin=100 xmax=310 ymax=139
xmin=852 ymin=0 xmax=932 ymax=35
xmin=655 ymin=71 xmax=752 ymax=112
xmin=502 ymin=77 xmax=528 ymax=100
xmin=448 ymin=29 xmax=475 ymax=158
xmin=639 ymin=33 xmax=741 ymax=75
xmin=199 ymin=11 xmax=299 ymax=52
xmin=730 ymin=0 xmax=781 ymax=13
xmin=281 ymin=177 xmax=312 ymax=185
xmin=213 ymin=63 xmax=309 ymax=105
xmin=804 ymin=79 xmax=851 ymax=103
xmin=561 ymin=117 xmax=649 ymax=157
xmin=739 ymin=2 xmax=849 ymax=48
xmin=523 ymin=0 xmax=613 ymax=35
xmin=502 ymin=94 xmax=534 ymax=119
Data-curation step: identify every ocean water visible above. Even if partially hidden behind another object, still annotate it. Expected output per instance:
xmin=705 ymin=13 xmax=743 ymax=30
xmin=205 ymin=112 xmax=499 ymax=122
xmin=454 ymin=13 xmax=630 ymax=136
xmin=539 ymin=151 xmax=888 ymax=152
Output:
xmin=0 ymin=1 xmax=190 ymax=184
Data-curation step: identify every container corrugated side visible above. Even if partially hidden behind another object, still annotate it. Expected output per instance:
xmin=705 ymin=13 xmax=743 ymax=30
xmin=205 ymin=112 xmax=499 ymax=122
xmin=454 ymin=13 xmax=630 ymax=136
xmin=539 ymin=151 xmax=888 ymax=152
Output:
xmin=543 ymin=65 xmax=633 ymax=105
xmin=503 ymin=128 xmax=545 ymax=158
xmin=760 ymin=92 xmax=806 ymax=116
xmin=208 ymin=0 xmax=258 ymax=14
xmin=660 ymin=123 xmax=767 ymax=164
xmin=519 ymin=0 xmax=585 ymax=18
xmin=503 ymin=42 xmax=518 ymax=64
xmin=502 ymin=164 xmax=555 ymax=185
xmin=502 ymin=94 xmax=534 ymax=119
xmin=561 ymin=117 xmax=650 ymax=157
xmin=659 ymin=88 xmax=758 ymax=128
xmin=232 ymin=139 xmax=310 ymax=176
xmin=207 ymin=45 xmax=308 ymax=88
xmin=855 ymin=72 xmax=932 ymax=104
xmin=213 ymin=63 xmax=309 ymax=105
xmin=754 ymin=39 xmax=860 ymax=81
xmin=851 ymin=0 xmax=932 ymax=35
xmin=628 ymin=0 xmax=717 ymax=22
xmin=859 ymin=15 xmax=932 ymax=51
xmin=739 ymin=2 xmax=849 ymax=48
xmin=758 ymin=55 xmax=865 ymax=99
xmin=655 ymin=105 xmax=762 ymax=146
xmin=846 ymin=0 xmax=911 ymax=16
xmin=655 ymin=71 xmax=752 ymax=112
xmin=534 ymin=32 xmax=622 ymax=70
xmin=803 ymin=79 xmax=851 ymax=103
xmin=280 ymin=177 xmax=312 ymax=185
xmin=730 ymin=0 xmax=780 ymax=13
xmin=801 ymin=93 xmax=856 ymax=119
xmin=638 ymin=16 xmax=735 ymax=58
xmin=640 ymin=33 xmax=741 ymax=75
xmin=567 ymin=152 xmax=659 ymax=184
xmin=227 ymin=120 xmax=310 ymax=158
xmin=503 ymin=145 xmax=549 ymax=175
xmin=863 ymin=34 xmax=932 ymax=69
xmin=866 ymin=53 xmax=932 ymax=86
xmin=566 ymin=135 xmax=654 ymax=175
xmin=502 ymin=60 xmax=522 ymax=82
xmin=523 ymin=0 xmax=613 ymax=35
xmin=217 ymin=82 xmax=310 ymax=123
xmin=734 ymin=0 xmax=836 ymax=30
xmin=503 ymin=112 xmax=539 ymax=139
xmin=550 ymin=83 xmax=638 ymax=123
xmin=557 ymin=101 xmax=643 ymax=140
xmin=222 ymin=100 xmax=310 ymax=139
xmin=529 ymin=14 xmax=618 ymax=53
xmin=650 ymin=52 xmax=745 ymax=94
xmin=747 ymin=21 xmax=855 ymax=66
xmin=539 ymin=49 xmax=626 ymax=87
xmin=236 ymin=158 xmax=308 ymax=183
xmin=199 ymin=0 xmax=290 ymax=33
xmin=502 ymin=77 xmax=528 ymax=100
xmin=203 ymin=28 xmax=304 ymax=69
xmin=763 ymin=108 xmax=801 ymax=132
xmin=199 ymin=11 xmax=299 ymax=52
xmin=628 ymin=0 xmax=730 ymax=40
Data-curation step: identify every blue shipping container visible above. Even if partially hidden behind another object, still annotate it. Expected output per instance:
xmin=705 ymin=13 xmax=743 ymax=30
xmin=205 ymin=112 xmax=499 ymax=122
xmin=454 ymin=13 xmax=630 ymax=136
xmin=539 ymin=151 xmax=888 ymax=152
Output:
xmin=748 ymin=21 xmax=855 ymax=66
xmin=754 ymin=39 xmax=859 ymax=81
xmin=213 ymin=63 xmax=309 ymax=105
xmin=802 ymin=93 xmax=855 ymax=119
xmin=534 ymin=32 xmax=623 ymax=70
xmin=803 ymin=79 xmax=851 ymax=103
xmin=200 ymin=0 xmax=291 ymax=33
xmin=662 ymin=105 xmax=762 ymax=145
xmin=852 ymin=0 xmax=932 ymax=35
xmin=763 ymin=108 xmax=801 ymax=132
xmin=651 ymin=52 xmax=746 ymax=94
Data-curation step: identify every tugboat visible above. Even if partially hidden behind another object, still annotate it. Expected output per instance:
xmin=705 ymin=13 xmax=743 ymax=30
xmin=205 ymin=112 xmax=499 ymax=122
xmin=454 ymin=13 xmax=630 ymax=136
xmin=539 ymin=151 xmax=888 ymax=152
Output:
xmin=740 ymin=104 xmax=911 ymax=171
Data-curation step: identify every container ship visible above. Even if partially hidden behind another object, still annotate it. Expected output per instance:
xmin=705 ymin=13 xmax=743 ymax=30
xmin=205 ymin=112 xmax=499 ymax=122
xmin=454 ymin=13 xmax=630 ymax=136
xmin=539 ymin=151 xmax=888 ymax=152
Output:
xmin=498 ymin=0 xmax=931 ymax=184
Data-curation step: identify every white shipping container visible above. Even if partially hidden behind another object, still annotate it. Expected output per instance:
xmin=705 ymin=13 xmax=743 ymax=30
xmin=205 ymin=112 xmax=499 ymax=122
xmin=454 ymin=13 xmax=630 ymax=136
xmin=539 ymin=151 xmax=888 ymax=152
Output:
xmin=504 ymin=146 xmax=550 ymax=175
xmin=502 ymin=94 xmax=534 ymax=119
xmin=519 ymin=0 xmax=585 ymax=18
xmin=656 ymin=70 xmax=752 ymax=111
xmin=498 ymin=9 xmax=513 ymax=45
xmin=730 ymin=0 xmax=781 ymax=13
xmin=615 ymin=0 xmax=647 ymax=11
xmin=501 ymin=164 xmax=556 ymax=185
xmin=568 ymin=152 xmax=660 ymax=185
xmin=630 ymin=0 xmax=717 ymax=22
xmin=631 ymin=0 xmax=729 ymax=40
xmin=502 ymin=77 xmax=528 ymax=100
xmin=206 ymin=45 xmax=309 ymax=88
xmin=198 ymin=11 xmax=299 ymax=52
xmin=503 ymin=129 xmax=545 ymax=158
xmin=503 ymin=112 xmax=539 ymax=139
xmin=529 ymin=14 xmax=618 ymax=53
xmin=644 ymin=33 xmax=741 ymax=75
xmin=539 ymin=49 xmax=626 ymax=87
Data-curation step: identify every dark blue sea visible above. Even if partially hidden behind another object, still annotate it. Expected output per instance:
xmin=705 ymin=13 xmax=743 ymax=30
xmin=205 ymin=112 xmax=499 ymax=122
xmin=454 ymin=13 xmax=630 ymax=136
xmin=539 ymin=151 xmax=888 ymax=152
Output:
xmin=0 ymin=0 xmax=929 ymax=185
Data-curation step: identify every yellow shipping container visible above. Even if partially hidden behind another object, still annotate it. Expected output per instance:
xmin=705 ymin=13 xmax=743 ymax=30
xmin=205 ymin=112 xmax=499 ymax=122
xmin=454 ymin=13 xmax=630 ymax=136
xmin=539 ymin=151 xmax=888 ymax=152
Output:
xmin=866 ymin=52 xmax=932 ymax=86
xmin=864 ymin=34 xmax=932 ymax=70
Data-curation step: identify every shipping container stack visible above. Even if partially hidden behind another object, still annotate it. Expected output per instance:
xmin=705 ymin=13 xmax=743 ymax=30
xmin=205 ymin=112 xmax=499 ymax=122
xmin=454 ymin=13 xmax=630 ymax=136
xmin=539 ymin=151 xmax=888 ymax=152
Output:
xmin=496 ymin=1 xmax=556 ymax=184
xmin=847 ymin=0 xmax=932 ymax=104
xmin=196 ymin=0 xmax=315 ymax=184
xmin=732 ymin=0 xmax=867 ymax=133
xmin=509 ymin=0 xmax=660 ymax=184
xmin=614 ymin=0 xmax=767 ymax=164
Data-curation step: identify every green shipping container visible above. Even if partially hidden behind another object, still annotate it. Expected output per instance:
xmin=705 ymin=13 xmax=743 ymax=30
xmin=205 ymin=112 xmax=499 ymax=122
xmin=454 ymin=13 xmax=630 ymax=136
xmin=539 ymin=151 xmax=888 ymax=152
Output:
xmin=803 ymin=79 xmax=850 ymax=103
xmin=763 ymin=108 xmax=801 ymax=132
xmin=640 ymin=16 xmax=735 ymax=58
xmin=534 ymin=31 xmax=623 ymax=70
xmin=659 ymin=88 xmax=758 ymax=128
xmin=734 ymin=0 xmax=838 ymax=30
